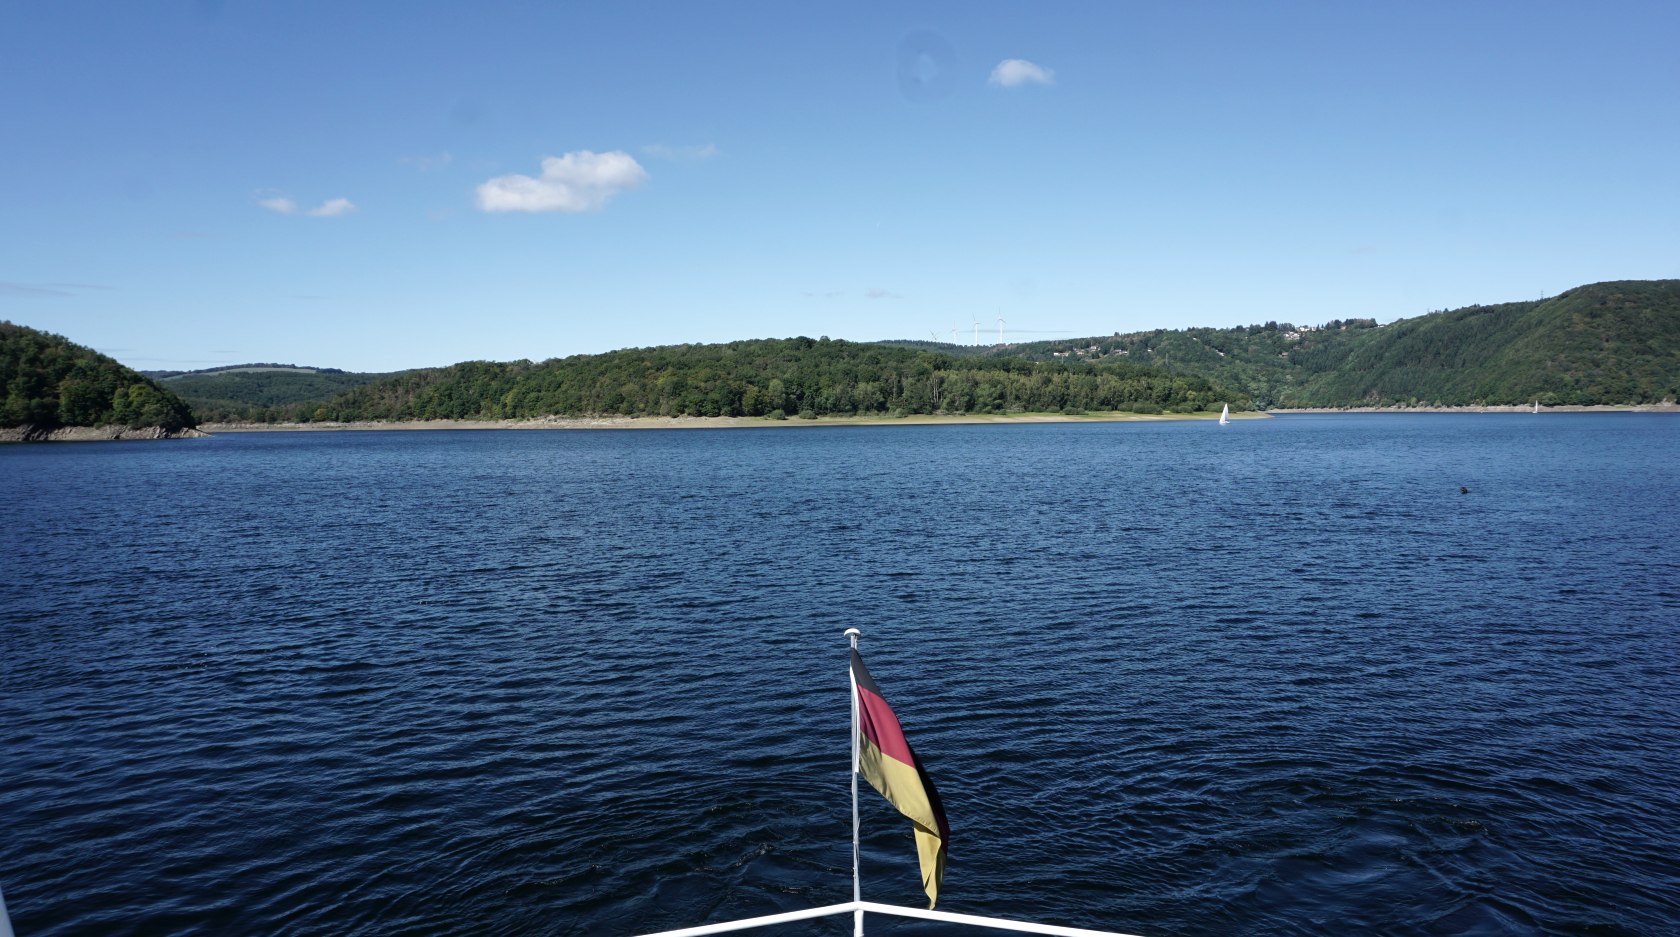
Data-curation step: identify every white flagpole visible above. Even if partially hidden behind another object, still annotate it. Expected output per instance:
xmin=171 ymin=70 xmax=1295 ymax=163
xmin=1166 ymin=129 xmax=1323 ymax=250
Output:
xmin=844 ymin=627 xmax=863 ymax=937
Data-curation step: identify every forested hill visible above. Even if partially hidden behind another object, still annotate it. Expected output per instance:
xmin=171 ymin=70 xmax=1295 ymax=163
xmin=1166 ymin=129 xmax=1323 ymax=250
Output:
xmin=274 ymin=337 xmax=1244 ymax=422
xmin=987 ymin=280 xmax=1680 ymax=407
xmin=0 ymin=321 xmax=197 ymax=431
xmin=12 ymin=280 xmax=1669 ymax=428
xmin=153 ymin=365 xmax=394 ymax=422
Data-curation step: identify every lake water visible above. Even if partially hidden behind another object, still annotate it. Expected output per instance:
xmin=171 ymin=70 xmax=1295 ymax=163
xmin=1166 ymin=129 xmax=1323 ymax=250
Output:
xmin=3 ymin=414 xmax=1678 ymax=936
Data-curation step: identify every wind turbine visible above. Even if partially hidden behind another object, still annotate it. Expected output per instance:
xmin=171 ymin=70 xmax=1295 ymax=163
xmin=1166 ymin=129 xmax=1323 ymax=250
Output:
xmin=997 ymin=315 xmax=1005 ymax=345
xmin=972 ymin=319 xmax=979 ymax=346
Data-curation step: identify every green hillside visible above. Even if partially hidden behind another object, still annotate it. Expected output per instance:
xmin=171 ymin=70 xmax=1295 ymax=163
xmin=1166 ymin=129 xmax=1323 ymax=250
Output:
xmin=1329 ymin=280 xmax=1680 ymax=406
xmin=0 ymin=321 xmax=197 ymax=432
xmin=280 ymin=337 xmax=1244 ymax=422
xmin=11 ymin=280 xmax=1669 ymax=430
xmin=158 ymin=366 xmax=392 ymax=422
xmin=989 ymin=280 xmax=1680 ymax=407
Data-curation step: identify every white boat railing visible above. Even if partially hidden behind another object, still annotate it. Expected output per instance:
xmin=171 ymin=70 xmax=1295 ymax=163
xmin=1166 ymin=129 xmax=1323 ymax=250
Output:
xmin=635 ymin=899 xmax=1146 ymax=937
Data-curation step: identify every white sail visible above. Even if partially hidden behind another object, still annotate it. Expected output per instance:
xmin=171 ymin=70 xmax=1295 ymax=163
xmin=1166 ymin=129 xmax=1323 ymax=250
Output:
xmin=1219 ymin=403 xmax=1230 ymax=425
xmin=1533 ymin=400 xmax=1540 ymax=414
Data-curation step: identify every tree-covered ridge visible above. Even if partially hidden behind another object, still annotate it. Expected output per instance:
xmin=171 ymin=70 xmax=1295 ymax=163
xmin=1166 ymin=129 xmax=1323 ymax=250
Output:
xmin=990 ymin=280 xmax=1680 ymax=407
xmin=142 ymin=362 xmax=355 ymax=379
xmin=0 ymin=321 xmax=197 ymax=431
xmin=277 ymin=337 xmax=1245 ymax=422
xmin=160 ymin=367 xmax=394 ymax=422
xmin=1329 ymin=280 xmax=1680 ymax=406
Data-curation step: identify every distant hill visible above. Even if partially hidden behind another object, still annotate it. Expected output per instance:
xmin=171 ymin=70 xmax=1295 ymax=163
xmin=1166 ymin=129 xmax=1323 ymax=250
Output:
xmin=984 ymin=280 xmax=1680 ymax=407
xmin=155 ymin=365 xmax=394 ymax=422
xmin=285 ymin=337 xmax=1243 ymax=422
xmin=0 ymin=321 xmax=196 ymax=434
xmin=141 ymin=362 xmax=354 ymax=379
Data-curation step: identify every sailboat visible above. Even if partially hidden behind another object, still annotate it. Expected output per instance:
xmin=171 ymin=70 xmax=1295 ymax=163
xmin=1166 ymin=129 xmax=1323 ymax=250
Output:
xmin=1219 ymin=403 xmax=1230 ymax=425
xmin=1532 ymin=400 xmax=1540 ymax=414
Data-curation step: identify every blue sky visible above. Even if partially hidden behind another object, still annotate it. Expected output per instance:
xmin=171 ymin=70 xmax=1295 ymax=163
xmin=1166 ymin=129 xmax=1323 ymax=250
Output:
xmin=3 ymin=1 xmax=1677 ymax=372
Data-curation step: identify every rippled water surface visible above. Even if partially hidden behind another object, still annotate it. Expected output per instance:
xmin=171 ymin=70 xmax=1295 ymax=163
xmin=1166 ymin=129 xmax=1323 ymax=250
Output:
xmin=4 ymin=414 xmax=1679 ymax=936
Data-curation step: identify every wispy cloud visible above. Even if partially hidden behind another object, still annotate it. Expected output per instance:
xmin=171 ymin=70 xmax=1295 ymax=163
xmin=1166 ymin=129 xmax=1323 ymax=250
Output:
xmin=989 ymin=58 xmax=1055 ymax=88
xmin=402 ymin=152 xmax=454 ymax=172
xmin=803 ymin=290 xmax=845 ymax=298
xmin=642 ymin=143 xmax=719 ymax=161
xmin=866 ymin=288 xmax=902 ymax=300
xmin=476 ymin=150 xmax=648 ymax=213
xmin=1 ymin=281 xmax=71 ymax=298
xmin=0 ymin=281 xmax=112 ymax=298
xmin=257 ymin=193 xmax=357 ymax=217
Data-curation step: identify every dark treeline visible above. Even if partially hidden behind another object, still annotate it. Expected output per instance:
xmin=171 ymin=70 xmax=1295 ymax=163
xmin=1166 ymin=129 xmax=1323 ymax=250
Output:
xmin=0 ymin=321 xmax=197 ymax=431
xmin=264 ymin=337 xmax=1245 ymax=422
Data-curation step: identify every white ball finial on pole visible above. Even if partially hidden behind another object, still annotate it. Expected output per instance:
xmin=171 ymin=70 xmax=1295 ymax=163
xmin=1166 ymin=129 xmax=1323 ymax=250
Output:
xmin=844 ymin=627 xmax=861 ymax=647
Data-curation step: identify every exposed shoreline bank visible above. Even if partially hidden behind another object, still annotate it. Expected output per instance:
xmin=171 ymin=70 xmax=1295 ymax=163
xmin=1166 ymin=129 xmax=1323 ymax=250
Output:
xmin=0 ymin=424 xmax=210 ymax=443
xmin=201 ymin=410 xmax=1267 ymax=433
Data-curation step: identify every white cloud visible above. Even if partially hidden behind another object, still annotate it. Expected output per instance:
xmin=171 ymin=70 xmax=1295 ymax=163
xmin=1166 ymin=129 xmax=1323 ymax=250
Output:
xmin=258 ymin=194 xmax=356 ymax=217
xmin=989 ymin=58 xmax=1055 ymax=88
xmin=307 ymin=197 xmax=357 ymax=217
xmin=642 ymin=143 xmax=719 ymax=161
xmin=865 ymin=288 xmax=902 ymax=300
xmin=476 ymin=150 xmax=648 ymax=213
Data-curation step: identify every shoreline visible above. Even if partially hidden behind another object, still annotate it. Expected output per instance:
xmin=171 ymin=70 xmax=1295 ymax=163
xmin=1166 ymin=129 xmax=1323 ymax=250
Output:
xmin=0 ymin=425 xmax=210 ymax=443
xmin=196 ymin=403 xmax=1680 ymax=434
xmin=1270 ymin=403 xmax=1679 ymax=414
xmin=201 ymin=410 xmax=1267 ymax=433
xmin=14 ymin=405 xmax=1668 ymax=441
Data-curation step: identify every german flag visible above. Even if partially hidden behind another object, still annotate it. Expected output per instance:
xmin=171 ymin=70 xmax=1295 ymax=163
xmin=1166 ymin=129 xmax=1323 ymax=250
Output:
xmin=851 ymin=648 xmax=949 ymax=908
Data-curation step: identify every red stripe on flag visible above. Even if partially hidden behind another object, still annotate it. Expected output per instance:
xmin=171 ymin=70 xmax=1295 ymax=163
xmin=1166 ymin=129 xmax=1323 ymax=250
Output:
xmin=857 ymin=683 xmax=916 ymax=765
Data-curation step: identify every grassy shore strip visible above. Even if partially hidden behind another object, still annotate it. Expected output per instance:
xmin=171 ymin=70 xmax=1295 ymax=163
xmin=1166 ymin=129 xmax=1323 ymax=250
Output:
xmin=200 ymin=410 xmax=1269 ymax=433
xmin=1270 ymin=403 xmax=1678 ymax=413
